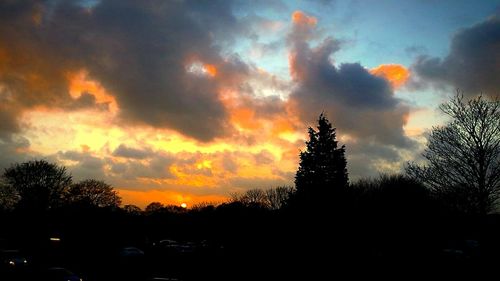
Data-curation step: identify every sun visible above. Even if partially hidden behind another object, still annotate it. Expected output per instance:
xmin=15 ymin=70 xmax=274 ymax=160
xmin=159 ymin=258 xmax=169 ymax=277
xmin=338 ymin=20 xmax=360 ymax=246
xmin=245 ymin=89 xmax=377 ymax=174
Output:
xmin=180 ymin=203 xmax=187 ymax=209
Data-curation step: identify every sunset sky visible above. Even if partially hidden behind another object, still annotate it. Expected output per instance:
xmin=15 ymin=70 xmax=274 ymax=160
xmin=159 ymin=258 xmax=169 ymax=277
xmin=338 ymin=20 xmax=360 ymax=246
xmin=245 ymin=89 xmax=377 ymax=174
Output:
xmin=1 ymin=0 xmax=499 ymax=208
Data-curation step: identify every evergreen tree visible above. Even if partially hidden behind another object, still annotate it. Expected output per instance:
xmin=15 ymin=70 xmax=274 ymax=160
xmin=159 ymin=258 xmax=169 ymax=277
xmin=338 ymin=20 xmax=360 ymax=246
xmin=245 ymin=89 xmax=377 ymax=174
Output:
xmin=295 ymin=113 xmax=348 ymax=203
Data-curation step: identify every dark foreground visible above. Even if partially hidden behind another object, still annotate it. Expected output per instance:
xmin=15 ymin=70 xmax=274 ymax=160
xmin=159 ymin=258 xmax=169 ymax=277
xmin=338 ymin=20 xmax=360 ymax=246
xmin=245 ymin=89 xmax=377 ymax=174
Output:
xmin=2 ymin=204 xmax=500 ymax=281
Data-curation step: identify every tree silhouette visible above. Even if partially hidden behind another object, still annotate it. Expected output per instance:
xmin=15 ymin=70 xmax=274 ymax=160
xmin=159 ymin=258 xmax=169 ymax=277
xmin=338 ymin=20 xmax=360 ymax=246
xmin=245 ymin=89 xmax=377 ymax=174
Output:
xmin=2 ymin=160 xmax=72 ymax=210
xmin=0 ymin=178 xmax=19 ymax=210
xmin=295 ymin=113 xmax=348 ymax=204
xmin=145 ymin=202 xmax=164 ymax=213
xmin=265 ymin=186 xmax=294 ymax=210
xmin=231 ymin=189 xmax=268 ymax=208
xmin=122 ymin=204 xmax=143 ymax=215
xmin=406 ymin=92 xmax=500 ymax=215
xmin=229 ymin=186 xmax=294 ymax=210
xmin=66 ymin=179 xmax=122 ymax=208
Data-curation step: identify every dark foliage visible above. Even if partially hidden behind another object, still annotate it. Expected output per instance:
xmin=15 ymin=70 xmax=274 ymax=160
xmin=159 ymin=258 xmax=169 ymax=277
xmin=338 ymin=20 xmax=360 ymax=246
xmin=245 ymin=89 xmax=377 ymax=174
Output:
xmin=2 ymin=160 xmax=72 ymax=211
xmin=66 ymin=179 xmax=121 ymax=208
xmin=295 ymin=113 xmax=348 ymax=206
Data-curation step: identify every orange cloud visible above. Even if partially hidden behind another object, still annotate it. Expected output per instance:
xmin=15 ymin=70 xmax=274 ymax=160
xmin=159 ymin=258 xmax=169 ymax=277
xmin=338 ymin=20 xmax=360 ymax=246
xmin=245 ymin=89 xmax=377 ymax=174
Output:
xmin=370 ymin=64 xmax=410 ymax=89
xmin=67 ymin=70 xmax=119 ymax=113
xmin=231 ymin=108 xmax=261 ymax=130
xmin=292 ymin=10 xmax=317 ymax=27
xmin=288 ymin=52 xmax=304 ymax=81
xmin=204 ymin=64 xmax=217 ymax=77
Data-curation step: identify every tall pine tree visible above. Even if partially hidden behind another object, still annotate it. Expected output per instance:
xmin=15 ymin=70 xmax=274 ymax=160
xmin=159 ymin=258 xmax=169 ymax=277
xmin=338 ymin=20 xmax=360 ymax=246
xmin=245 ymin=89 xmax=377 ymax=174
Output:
xmin=295 ymin=113 xmax=348 ymax=203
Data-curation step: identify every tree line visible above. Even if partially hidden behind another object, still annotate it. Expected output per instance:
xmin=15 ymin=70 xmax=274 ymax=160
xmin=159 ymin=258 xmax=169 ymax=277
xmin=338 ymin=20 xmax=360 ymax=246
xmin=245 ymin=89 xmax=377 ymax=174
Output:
xmin=1 ymin=92 xmax=499 ymax=216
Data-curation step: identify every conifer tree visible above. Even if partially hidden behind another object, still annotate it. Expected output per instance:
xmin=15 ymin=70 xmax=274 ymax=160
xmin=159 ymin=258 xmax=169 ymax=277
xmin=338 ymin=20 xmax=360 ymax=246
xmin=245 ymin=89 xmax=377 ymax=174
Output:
xmin=295 ymin=113 xmax=348 ymax=202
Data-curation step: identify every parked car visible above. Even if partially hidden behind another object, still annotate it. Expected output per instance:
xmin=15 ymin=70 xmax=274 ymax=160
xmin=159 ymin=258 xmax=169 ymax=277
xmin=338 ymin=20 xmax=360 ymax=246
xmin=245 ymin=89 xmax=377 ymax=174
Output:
xmin=153 ymin=239 xmax=197 ymax=254
xmin=45 ymin=267 xmax=83 ymax=281
xmin=0 ymin=250 xmax=28 ymax=269
xmin=120 ymin=247 xmax=145 ymax=258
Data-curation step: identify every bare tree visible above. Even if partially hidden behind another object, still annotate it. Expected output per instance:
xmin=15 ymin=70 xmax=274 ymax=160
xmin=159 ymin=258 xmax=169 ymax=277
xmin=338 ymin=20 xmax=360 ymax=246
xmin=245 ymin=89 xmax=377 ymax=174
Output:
xmin=191 ymin=201 xmax=220 ymax=211
xmin=2 ymin=160 xmax=72 ymax=210
xmin=66 ymin=179 xmax=122 ymax=208
xmin=406 ymin=92 xmax=500 ymax=215
xmin=229 ymin=187 xmax=295 ymax=210
xmin=243 ymin=189 xmax=267 ymax=205
xmin=230 ymin=189 xmax=269 ymax=208
xmin=265 ymin=186 xmax=294 ymax=210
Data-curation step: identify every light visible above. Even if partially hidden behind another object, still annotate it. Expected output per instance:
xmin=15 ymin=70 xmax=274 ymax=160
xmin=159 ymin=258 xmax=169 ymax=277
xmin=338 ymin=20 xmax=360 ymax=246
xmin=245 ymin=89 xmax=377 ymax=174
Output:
xmin=50 ymin=237 xmax=61 ymax=241
xmin=186 ymin=62 xmax=217 ymax=77
xmin=180 ymin=203 xmax=187 ymax=209
xmin=23 ymin=259 xmax=27 ymax=264
xmin=9 ymin=260 xmax=15 ymax=266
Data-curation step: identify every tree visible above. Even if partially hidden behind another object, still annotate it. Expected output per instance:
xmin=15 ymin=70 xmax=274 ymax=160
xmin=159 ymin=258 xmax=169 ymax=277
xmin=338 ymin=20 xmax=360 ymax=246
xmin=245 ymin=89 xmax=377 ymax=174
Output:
xmin=2 ymin=160 xmax=72 ymax=210
xmin=66 ymin=179 xmax=122 ymax=208
xmin=406 ymin=93 xmax=500 ymax=215
xmin=295 ymin=113 xmax=348 ymax=202
xmin=0 ymin=179 xmax=19 ymax=211
xmin=229 ymin=186 xmax=295 ymax=210
xmin=265 ymin=186 xmax=295 ymax=210
xmin=235 ymin=189 xmax=268 ymax=207
xmin=145 ymin=202 xmax=164 ymax=213
xmin=122 ymin=204 xmax=142 ymax=215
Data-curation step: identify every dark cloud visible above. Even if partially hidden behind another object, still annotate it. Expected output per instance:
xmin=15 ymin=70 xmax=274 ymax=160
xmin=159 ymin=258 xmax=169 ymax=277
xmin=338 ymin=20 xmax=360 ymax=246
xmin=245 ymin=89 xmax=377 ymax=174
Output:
xmin=222 ymin=153 xmax=238 ymax=174
xmin=254 ymin=150 xmax=274 ymax=165
xmin=411 ymin=16 xmax=500 ymax=96
xmin=0 ymin=0 xmax=260 ymax=141
xmin=56 ymin=150 xmax=106 ymax=180
xmin=112 ymin=144 xmax=154 ymax=160
xmin=286 ymin=11 xmax=415 ymax=177
xmin=107 ymin=153 xmax=176 ymax=180
xmin=0 ymin=136 xmax=32 ymax=171
xmin=288 ymin=20 xmax=413 ymax=148
xmin=66 ymin=92 xmax=110 ymax=111
xmin=0 ymin=105 xmax=20 ymax=139
xmin=345 ymin=140 xmax=404 ymax=178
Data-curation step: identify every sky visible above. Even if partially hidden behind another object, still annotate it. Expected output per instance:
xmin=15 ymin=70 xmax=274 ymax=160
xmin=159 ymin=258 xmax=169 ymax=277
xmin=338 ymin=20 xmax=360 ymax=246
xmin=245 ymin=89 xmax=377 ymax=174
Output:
xmin=1 ymin=0 xmax=499 ymax=208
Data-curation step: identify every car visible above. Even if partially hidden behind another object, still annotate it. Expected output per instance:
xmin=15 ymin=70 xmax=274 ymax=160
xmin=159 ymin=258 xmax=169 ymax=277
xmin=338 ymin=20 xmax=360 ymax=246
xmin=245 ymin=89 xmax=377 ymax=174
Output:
xmin=45 ymin=267 xmax=83 ymax=281
xmin=120 ymin=246 xmax=145 ymax=257
xmin=0 ymin=250 xmax=28 ymax=269
xmin=153 ymin=239 xmax=197 ymax=254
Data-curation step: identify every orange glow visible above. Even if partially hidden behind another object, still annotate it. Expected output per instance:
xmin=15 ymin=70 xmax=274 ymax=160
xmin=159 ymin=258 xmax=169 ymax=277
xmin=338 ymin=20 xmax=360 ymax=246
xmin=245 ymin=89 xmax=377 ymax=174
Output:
xmin=204 ymin=64 xmax=217 ymax=77
xmin=370 ymin=64 xmax=410 ymax=89
xmin=196 ymin=159 xmax=212 ymax=169
xmin=67 ymin=70 xmax=119 ymax=113
xmin=272 ymin=118 xmax=295 ymax=134
xmin=118 ymin=189 xmax=227 ymax=208
xmin=81 ymin=144 xmax=90 ymax=153
xmin=231 ymin=108 xmax=260 ymax=130
xmin=288 ymin=53 xmax=300 ymax=80
xmin=292 ymin=11 xmax=317 ymax=26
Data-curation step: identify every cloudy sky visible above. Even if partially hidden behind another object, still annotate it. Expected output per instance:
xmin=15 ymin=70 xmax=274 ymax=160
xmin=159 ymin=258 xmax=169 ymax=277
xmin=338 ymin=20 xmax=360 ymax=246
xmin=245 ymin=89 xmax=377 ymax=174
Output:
xmin=1 ymin=0 xmax=499 ymax=207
